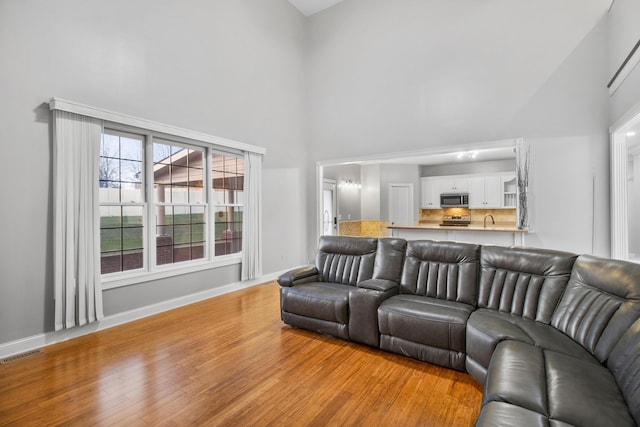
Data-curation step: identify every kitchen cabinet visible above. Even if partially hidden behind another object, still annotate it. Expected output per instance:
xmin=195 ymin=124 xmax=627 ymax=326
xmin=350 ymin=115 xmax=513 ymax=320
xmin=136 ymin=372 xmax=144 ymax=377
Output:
xmin=468 ymin=175 xmax=501 ymax=208
xmin=421 ymin=177 xmax=441 ymax=208
xmin=439 ymin=177 xmax=468 ymax=193
xmin=421 ymin=172 xmax=516 ymax=210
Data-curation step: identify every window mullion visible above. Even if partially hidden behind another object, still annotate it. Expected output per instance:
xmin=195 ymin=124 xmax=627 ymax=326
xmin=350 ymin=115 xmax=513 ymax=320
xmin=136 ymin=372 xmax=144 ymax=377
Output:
xmin=206 ymin=147 xmax=214 ymax=261
xmin=146 ymin=133 xmax=156 ymax=271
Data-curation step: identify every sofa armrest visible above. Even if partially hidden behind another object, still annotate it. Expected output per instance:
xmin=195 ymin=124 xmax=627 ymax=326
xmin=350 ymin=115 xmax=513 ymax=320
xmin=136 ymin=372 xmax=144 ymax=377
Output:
xmin=277 ymin=265 xmax=319 ymax=287
xmin=349 ymin=286 xmax=399 ymax=347
xmin=358 ymin=278 xmax=398 ymax=292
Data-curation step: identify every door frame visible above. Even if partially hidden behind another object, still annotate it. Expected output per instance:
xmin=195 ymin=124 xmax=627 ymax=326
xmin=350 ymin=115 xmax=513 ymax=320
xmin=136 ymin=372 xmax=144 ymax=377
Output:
xmin=322 ymin=179 xmax=338 ymax=235
xmin=610 ymin=101 xmax=640 ymax=260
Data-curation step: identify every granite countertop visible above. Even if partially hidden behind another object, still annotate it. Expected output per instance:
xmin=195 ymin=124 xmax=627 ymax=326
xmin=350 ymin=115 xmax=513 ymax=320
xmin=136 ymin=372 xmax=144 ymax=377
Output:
xmin=387 ymin=223 xmax=529 ymax=233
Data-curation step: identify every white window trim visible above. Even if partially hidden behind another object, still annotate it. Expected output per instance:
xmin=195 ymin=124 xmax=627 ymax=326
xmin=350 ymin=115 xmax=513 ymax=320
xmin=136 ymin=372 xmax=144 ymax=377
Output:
xmin=50 ymin=97 xmax=265 ymax=289
xmin=101 ymin=254 xmax=242 ymax=290
xmin=49 ymin=98 xmax=266 ymax=156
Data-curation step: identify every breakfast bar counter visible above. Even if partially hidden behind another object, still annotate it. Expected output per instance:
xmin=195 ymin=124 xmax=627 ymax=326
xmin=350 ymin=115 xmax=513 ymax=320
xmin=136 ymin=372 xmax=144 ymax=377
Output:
xmin=388 ymin=223 xmax=529 ymax=246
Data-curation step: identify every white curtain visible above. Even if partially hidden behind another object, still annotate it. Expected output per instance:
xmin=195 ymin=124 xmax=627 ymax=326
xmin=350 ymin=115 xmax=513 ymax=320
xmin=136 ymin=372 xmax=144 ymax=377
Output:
xmin=53 ymin=110 xmax=104 ymax=330
xmin=241 ymin=152 xmax=263 ymax=280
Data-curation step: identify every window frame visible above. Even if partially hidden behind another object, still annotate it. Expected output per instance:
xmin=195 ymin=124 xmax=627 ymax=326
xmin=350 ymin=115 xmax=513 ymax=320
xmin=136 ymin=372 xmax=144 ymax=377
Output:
xmin=151 ymin=138 xmax=208 ymax=268
xmin=99 ymin=129 xmax=148 ymax=276
xmin=212 ymin=151 xmax=245 ymax=257
xmin=99 ymin=126 xmax=246 ymax=289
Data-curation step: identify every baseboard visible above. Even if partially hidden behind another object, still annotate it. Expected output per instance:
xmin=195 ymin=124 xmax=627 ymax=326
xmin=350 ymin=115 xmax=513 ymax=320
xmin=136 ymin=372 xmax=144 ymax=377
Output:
xmin=0 ymin=271 xmax=285 ymax=359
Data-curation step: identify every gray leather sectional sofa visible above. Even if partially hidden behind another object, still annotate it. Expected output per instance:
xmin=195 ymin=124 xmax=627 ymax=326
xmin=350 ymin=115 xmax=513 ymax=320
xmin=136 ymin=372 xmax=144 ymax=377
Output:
xmin=277 ymin=236 xmax=640 ymax=426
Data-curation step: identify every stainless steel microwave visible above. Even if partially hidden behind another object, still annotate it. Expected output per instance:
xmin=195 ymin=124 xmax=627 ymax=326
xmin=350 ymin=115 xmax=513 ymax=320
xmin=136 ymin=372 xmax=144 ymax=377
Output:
xmin=440 ymin=193 xmax=469 ymax=207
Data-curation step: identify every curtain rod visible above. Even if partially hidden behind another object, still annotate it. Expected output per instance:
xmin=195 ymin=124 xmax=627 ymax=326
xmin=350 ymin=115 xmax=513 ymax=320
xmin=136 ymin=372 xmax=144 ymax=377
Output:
xmin=607 ymin=38 xmax=640 ymax=89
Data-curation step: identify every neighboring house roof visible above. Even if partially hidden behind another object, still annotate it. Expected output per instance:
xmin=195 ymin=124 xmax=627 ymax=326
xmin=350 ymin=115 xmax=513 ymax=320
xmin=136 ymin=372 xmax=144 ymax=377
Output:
xmin=153 ymin=149 xmax=244 ymax=189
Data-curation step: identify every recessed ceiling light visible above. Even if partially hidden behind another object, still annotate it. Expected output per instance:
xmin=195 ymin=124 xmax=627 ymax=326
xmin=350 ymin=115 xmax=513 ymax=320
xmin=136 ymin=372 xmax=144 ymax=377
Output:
xmin=627 ymin=131 xmax=637 ymax=137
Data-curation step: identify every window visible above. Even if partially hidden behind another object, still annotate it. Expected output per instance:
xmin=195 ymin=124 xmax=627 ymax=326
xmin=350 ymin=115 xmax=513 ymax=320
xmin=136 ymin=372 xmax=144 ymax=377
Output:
xmin=212 ymin=153 xmax=244 ymax=256
xmin=50 ymin=97 xmax=264 ymax=288
xmin=99 ymin=131 xmax=145 ymax=274
xmin=153 ymin=140 xmax=206 ymax=265
xmin=98 ymin=129 xmax=247 ymax=279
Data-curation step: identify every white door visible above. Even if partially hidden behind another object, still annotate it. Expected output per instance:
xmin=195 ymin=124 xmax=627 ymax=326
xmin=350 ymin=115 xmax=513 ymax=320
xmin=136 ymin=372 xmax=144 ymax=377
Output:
xmin=389 ymin=184 xmax=414 ymax=226
xmin=322 ymin=180 xmax=337 ymax=235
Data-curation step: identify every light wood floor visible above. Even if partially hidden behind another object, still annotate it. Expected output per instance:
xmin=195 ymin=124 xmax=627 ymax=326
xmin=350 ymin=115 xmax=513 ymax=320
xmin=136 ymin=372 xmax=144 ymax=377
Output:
xmin=0 ymin=282 xmax=482 ymax=426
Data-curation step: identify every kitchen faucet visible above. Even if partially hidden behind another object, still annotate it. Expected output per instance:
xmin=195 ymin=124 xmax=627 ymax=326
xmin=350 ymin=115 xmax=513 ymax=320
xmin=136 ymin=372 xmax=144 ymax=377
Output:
xmin=484 ymin=214 xmax=495 ymax=228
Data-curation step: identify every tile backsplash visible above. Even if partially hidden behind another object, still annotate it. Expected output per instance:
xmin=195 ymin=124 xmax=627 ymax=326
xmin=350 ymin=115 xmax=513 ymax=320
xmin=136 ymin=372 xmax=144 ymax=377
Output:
xmin=420 ymin=208 xmax=516 ymax=225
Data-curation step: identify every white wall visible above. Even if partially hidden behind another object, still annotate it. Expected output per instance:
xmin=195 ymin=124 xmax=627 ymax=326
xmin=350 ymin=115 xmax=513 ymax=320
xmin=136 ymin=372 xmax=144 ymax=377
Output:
xmin=421 ymin=160 xmax=515 ymax=178
xmin=307 ymin=0 xmax=610 ymax=161
xmin=323 ymin=163 xmax=419 ymax=223
xmin=608 ymin=0 xmax=640 ymax=123
xmin=360 ymin=164 xmax=381 ymax=220
xmin=323 ymin=164 xmax=362 ymax=220
xmin=523 ymin=137 xmax=601 ymax=254
xmin=502 ymin=18 xmax=611 ymax=256
xmin=263 ymin=168 xmax=307 ymax=272
xmin=0 ymin=0 xmax=308 ymax=344
xmin=307 ymin=0 xmax=611 ymax=256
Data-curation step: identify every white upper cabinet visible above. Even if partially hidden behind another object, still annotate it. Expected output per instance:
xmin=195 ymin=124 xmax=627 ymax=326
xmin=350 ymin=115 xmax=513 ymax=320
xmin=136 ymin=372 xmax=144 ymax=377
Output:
xmin=468 ymin=177 xmax=484 ymax=208
xmin=421 ymin=177 xmax=441 ymax=208
xmin=484 ymin=175 xmax=502 ymax=208
xmin=439 ymin=176 xmax=468 ymax=193
xmin=468 ymin=174 xmax=501 ymax=208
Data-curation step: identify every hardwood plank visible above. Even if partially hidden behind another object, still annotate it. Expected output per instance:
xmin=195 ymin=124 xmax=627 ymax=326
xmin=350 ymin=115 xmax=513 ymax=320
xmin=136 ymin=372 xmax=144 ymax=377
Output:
xmin=0 ymin=282 xmax=482 ymax=426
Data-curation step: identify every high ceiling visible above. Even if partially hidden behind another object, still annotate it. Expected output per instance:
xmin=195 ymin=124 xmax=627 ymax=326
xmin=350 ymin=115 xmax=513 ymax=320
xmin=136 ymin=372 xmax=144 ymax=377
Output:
xmin=295 ymin=0 xmax=614 ymax=167
xmin=288 ymin=0 xmax=344 ymax=16
xmin=289 ymin=0 xmax=612 ymax=17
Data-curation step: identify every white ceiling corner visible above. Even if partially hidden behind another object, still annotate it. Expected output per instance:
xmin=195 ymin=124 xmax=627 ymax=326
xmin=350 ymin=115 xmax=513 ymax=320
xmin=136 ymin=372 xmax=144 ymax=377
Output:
xmin=288 ymin=0 xmax=344 ymax=17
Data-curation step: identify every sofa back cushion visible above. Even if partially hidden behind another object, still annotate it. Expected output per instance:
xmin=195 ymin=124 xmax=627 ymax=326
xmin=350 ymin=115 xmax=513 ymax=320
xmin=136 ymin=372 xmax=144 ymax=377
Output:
xmin=478 ymin=246 xmax=577 ymax=323
xmin=372 ymin=238 xmax=407 ymax=282
xmin=552 ymin=255 xmax=640 ymax=362
xmin=399 ymin=240 xmax=480 ymax=306
xmin=607 ymin=317 xmax=640 ymax=426
xmin=316 ymin=236 xmax=378 ymax=286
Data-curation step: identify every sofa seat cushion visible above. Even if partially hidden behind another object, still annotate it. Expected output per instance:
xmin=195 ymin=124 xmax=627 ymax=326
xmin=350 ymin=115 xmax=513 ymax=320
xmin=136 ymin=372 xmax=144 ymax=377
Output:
xmin=482 ymin=340 xmax=635 ymax=427
xmin=378 ymin=294 xmax=474 ymax=352
xmin=281 ymin=282 xmax=351 ymax=324
xmin=476 ymin=401 xmax=574 ymax=427
xmin=466 ymin=308 xmax=598 ymax=382
xmin=608 ymin=318 xmax=640 ymax=425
